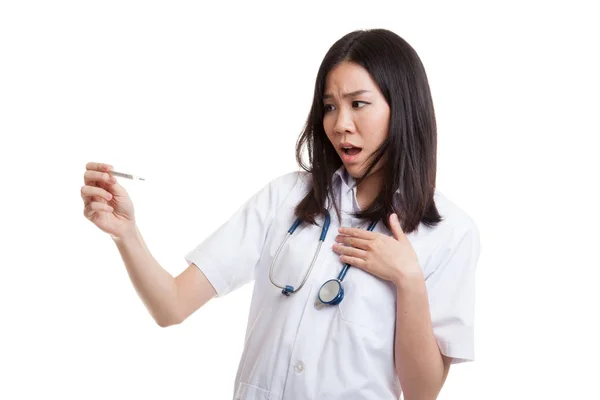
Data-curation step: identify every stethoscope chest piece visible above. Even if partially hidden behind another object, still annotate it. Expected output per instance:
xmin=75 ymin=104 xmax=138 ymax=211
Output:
xmin=318 ymin=279 xmax=344 ymax=305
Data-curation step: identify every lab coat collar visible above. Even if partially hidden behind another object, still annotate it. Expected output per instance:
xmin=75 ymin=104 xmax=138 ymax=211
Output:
xmin=332 ymin=165 xmax=401 ymax=196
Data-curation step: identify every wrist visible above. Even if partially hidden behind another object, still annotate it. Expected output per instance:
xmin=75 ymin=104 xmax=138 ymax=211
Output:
xmin=392 ymin=263 xmax=424 ymax=290
xmin=111 ymin=224 xmax=140 ymax=244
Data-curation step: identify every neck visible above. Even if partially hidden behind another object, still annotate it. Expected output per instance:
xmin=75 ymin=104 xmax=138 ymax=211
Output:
xmin=355 ymin=171 xmax=382 ymax=210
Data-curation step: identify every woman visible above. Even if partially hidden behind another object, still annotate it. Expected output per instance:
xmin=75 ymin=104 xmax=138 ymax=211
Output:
xmin=82 ymin=28 xmax=481 ymax=400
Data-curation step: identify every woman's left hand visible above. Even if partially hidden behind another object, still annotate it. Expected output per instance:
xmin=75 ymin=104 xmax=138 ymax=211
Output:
xmin=332 ymin=213 xmax=423 ymax=285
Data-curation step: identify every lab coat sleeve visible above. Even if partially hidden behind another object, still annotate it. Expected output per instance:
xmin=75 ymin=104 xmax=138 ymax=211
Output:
xmin=425 ymin=222 xmax=481 ymax=364
xmin=184 ymin=172 xmax=301 ymax=297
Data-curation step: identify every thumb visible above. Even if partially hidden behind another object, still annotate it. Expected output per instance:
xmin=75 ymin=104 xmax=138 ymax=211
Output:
xmin=389 ymin=213 xmax=404 ymax=241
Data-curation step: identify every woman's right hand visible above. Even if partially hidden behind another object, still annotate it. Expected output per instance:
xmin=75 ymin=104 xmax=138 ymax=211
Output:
xmin=82 ymin=162 xmax=136 ymax=240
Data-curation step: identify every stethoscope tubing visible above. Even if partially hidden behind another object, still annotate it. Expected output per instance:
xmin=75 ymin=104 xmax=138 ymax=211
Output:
xmin=270 ymin=210 xmax=379 ymax=301
xmin=269 ymin=211 xmax=331 ymax=295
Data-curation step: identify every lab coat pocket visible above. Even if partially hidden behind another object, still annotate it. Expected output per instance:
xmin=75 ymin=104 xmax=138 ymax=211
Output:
xmin=338 ymin=268 xmax=396 ymax=335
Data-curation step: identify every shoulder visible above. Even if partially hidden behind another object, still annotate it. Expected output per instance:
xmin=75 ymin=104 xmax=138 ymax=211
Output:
xmin=428 ymin=189 xmax=480 ymax=251
xmin=413 ymin=189 xmax=481 ymax=278
xmin=434 ymin=189 xmax=478 ymax=233
xmin=265 ymin=170 xmax=312 ymax=198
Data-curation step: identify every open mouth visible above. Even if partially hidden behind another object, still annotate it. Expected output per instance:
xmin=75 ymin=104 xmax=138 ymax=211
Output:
xmin=342 ymin=146 xmax=362 ymax=156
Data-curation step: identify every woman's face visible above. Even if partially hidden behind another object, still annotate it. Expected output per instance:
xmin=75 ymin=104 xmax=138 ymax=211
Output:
xmin=323 ymin=61 xmax=390 ymax=179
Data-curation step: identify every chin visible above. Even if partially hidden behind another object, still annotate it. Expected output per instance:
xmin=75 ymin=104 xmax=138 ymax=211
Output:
xmin=344 ymin=163 xmax=383 ymax=180
xmin=344 ymin=165 xmax=363 ymax=179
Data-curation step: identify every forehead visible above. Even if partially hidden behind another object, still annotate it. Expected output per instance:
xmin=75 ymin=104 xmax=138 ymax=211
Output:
xmin=324 ymin=61 xmax=378 ymax=92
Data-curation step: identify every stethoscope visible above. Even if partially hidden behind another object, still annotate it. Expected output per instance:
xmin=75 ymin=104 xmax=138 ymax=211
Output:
xmin=269 ymin=210 xmax=379 ymax=306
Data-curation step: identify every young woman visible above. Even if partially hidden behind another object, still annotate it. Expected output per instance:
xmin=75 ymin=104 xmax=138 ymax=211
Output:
xmin=82 ymin=28 xmax=481 ymax=400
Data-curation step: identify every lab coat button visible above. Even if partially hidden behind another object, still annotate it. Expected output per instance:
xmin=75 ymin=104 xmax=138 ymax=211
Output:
xmin=295 ymin=361 xmax=305 ymax=373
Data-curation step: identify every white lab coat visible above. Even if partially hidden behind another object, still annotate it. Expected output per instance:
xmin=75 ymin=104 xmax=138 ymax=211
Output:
xmin=185 ymin=166 xmax=481 ymax=399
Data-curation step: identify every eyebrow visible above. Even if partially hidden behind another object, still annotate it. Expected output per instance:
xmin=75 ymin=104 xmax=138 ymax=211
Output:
xmin=323 ymin=90 xmax=371 ymax=100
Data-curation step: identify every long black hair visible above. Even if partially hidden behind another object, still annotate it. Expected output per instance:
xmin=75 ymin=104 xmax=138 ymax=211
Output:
xmin=294 ymin=28 xmax=442 ymax=234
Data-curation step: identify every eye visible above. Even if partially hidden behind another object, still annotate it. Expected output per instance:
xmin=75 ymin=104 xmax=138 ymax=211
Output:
xmin=352 ymin=101 xmax=368 ymax=108
xmin=324 ymin=104 xmax=336 ymax=113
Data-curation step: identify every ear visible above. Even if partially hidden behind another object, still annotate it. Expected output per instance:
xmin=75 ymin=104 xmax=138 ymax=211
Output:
xmin=389 ymin=213 xmax=404 ymax=241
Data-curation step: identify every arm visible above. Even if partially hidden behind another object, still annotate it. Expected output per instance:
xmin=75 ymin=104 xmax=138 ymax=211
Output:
xmin=334 ymin=215 xmax=478 ymax=398
xmin=113 ymin=225 xmax=216 ymax=327
xmin=393 ymin=270 xmax=451 ymax=400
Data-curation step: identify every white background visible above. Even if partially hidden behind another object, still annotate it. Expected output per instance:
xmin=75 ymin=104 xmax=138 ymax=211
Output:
xmin=1 ymin=1 xmax=598 ymax=399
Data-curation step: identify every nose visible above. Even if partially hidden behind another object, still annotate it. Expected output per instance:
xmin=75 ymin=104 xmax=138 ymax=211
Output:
xmin=333 ymin=107 xmax=355 ymax=135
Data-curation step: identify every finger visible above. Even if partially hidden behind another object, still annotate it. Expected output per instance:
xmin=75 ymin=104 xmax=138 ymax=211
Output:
xmin=84 ymin=170 xmax=117 ymax=186
xmin=337 ymin=227 xmax=377 ymax=240
xmin=389 ymin=213 xmax=405 ymax=241
xmin=82 ymin=192 xmax=104 ymax=208
xmin=82 ymin=194 xmax=104 ymax=208
xmin=81 ymin=185 xmax=113 ymax=202
xmin=86 ymin=162 xmax=113 ymax=172
xmin=339 ymin=254 xmax=369 ymax=271
xmin=332 ymin=243 xmax=368 ymax=260
xmin=84 ymin=201 xmax=114 ymax=218
xmin=334 ymin=235 xmax=370 ymax=250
